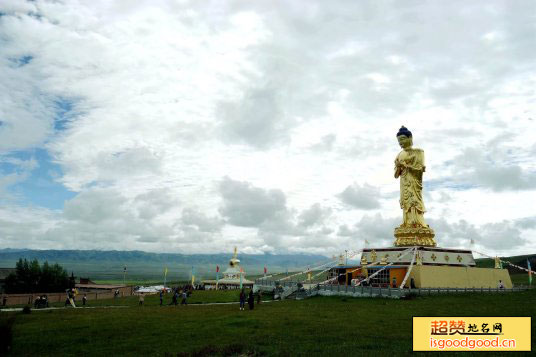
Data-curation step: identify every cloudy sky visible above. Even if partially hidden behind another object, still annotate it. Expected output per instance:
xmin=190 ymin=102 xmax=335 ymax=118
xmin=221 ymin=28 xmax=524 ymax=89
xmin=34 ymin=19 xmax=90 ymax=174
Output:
xmin=1 ymin=0 xmax=535 ymax=257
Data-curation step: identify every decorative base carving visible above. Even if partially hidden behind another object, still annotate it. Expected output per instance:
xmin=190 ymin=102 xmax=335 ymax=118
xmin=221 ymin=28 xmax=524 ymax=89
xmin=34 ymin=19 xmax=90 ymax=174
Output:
xmin=394 ymin=225 xmax=436 ymax=247
xmin=361 ymin=246 xmax=476 ymax=266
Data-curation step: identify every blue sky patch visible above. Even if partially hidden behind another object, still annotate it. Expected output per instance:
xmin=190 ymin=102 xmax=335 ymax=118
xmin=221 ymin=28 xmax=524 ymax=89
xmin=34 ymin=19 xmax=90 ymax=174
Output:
xmin=9 ymin=55 xmax=33 ymax=67
xmin=54 ymin=97 xmax=76 ymax=131
xmin=0 ymin=149 xmax=76 ymax=209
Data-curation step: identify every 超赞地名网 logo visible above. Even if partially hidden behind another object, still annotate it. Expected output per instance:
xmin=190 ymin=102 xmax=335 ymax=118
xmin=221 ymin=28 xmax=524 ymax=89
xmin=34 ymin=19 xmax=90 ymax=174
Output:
xmin=431 ymin=320 xmax=503 ymax=335
xmin=413 ymin=317 xmax=531 ymax=351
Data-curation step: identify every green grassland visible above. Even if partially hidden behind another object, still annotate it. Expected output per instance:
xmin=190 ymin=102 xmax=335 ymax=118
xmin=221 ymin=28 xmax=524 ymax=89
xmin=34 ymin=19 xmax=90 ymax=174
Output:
xmin=3 ymin=288 xmax=535 ymax=356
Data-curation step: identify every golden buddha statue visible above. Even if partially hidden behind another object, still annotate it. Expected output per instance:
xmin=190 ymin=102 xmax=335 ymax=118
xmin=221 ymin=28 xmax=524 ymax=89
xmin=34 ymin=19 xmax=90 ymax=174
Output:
xmin=393 ymin=126 xmax=436 ymax=247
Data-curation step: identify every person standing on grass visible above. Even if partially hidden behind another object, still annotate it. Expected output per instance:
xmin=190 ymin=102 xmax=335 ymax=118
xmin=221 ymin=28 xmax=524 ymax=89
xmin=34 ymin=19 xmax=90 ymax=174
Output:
xmin=248 ymin=289 xmax=254 ymax=310
xmin=159 ymin=290 xmax=164 ymax=306
xmin=139 ymin=293 xmax=144 ymax=306
xmin=498 ymin=280 xmax=505 ymax=289
xmin=171 ymin=290 xmax=178 ymax=305
xmin=82 ymin=294 xmax=87 ymax=306
xmin=65 ymin=289 xmax=74 ymax=307
xmin=239 ymin=288 xmax=246 ymax=311
xmin=181 ymin=290 xmax=187 ymax=305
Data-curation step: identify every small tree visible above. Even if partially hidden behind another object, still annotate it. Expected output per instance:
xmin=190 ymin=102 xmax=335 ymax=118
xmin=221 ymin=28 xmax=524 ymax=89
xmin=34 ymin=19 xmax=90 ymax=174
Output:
xmin=4 ymin=259 xmax=70 ymax=294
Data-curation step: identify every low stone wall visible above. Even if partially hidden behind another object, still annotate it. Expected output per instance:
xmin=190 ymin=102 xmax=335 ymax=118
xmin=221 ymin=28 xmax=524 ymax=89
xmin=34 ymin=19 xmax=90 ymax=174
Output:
xmin=315 ymin=284 xmax=528 ymax=299
xmin=0 ymin=286 xmax=134 ymax=307
xmin=317 ymin=285 xmax=406 ymax=299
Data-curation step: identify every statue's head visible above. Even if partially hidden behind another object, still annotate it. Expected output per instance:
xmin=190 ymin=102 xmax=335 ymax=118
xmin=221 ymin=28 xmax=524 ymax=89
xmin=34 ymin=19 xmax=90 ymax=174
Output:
xmin=396 ymin=126 xmax=413 ymax=149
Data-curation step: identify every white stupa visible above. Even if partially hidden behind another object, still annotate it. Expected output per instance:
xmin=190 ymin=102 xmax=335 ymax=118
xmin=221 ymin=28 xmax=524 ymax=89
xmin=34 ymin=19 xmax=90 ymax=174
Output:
xmin=202 ymin=247 xmax=254 ymax=289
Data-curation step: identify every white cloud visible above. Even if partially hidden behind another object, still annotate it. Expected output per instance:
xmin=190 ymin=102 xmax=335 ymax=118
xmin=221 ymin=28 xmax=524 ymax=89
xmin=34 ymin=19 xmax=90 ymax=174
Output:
xmin=219 ymin=176 xmax=288 ymax=227
xmin=181 ymin=207 xmax=223 ymax=233
xmin=339 ymin=183 xmax=382 ymax=210
xmin=298 ymin=203 xmax=332 ymax=228
xmin=0 ymin=1 xmax=535 ymax=256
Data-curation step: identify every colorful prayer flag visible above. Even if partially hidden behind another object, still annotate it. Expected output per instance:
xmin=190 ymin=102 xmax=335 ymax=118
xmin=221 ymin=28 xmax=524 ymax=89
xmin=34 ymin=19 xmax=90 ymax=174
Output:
xmin=216 ymin=265 xmax=220 ymax=273
xmin=528 ymin=259 xmax=532 ymax=285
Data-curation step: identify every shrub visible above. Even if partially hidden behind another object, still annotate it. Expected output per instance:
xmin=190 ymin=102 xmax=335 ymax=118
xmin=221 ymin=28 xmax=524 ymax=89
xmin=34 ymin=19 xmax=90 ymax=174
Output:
xmin=0 ymin=316 xmax=15 ymax=354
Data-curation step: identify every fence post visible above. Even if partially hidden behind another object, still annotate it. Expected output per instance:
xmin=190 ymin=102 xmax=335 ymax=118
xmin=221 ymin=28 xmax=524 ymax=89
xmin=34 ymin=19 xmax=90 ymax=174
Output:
xmin=379 ymin=286 xmax=382 ymax=297
xmin=388 ymin=286 xmax=391 ymax=297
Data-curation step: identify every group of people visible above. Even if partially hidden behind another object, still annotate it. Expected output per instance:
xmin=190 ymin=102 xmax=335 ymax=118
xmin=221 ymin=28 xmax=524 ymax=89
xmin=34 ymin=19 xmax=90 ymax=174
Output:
xmin=162 ymin=287 xmax=189 ymax=306
xmin=33 ymin=295 xmax=49 ymax=308
xmin=239 ymin=288 xmax=262 ymax=311
xmin=63 ymin=289 xmax=88 ymax=307
xmin=137 ymin=286 xmax=191 ymax=306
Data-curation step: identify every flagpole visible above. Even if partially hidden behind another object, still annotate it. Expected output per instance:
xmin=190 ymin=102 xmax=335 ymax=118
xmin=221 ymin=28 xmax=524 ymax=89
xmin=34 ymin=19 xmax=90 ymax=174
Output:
xmin=528 ymin=259 xmax=533 ymax=286
xmin=216 ymin=265 xmax=220 ymax=290
xmin=163 ymin=267 xmax=168 ymax=288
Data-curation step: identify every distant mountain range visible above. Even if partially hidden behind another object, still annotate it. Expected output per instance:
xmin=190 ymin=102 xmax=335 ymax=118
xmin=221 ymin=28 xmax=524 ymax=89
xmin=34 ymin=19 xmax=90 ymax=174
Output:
xmin=0 ymin=249 xmax=330 ymax=282
xmin=475 ymin=254 xmax=535 ymax=275
xmin=4 ymin=248 xmax=530 ymax=283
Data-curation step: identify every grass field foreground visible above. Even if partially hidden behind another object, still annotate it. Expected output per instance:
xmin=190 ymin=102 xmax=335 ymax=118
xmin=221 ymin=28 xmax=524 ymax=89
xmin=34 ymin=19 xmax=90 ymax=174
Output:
xmin=2 ymin=288 xmax=535 ymax=356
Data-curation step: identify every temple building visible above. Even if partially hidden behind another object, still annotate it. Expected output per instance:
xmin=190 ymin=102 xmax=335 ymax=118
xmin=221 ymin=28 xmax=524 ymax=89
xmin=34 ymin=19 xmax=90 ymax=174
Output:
xmin=202 ymin=247 xmax=254 ymax=290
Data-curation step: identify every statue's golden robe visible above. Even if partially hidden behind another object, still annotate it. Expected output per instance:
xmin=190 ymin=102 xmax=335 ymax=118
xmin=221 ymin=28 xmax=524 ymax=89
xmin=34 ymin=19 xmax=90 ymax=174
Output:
xmin=395 ymin=148 xmax=427 ymax=227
